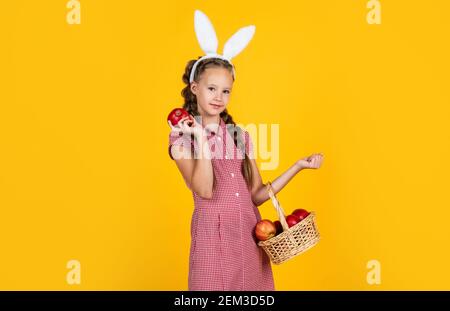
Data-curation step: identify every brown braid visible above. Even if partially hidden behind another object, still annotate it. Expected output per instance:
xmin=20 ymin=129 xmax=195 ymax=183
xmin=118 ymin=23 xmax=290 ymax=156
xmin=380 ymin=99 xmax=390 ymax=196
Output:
xmin=180 ymin=57 xmax=254 ymax=192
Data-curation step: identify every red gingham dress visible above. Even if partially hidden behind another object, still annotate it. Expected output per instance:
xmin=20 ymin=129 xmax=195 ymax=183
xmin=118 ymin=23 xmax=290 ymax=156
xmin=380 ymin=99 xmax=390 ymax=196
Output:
xmin=168 ymin=117 xmax=275 ymax=291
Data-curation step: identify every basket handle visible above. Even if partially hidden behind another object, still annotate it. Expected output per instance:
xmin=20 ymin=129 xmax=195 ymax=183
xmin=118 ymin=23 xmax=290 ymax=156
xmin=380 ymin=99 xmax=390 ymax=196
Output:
xmin=266 ymin=181 xmax=290 ymax=231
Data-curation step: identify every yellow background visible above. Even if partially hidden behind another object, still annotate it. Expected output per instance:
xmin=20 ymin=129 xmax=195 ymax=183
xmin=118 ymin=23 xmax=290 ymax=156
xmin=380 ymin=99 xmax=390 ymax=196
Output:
xmin=1 ymin=0 xmax=449 ymax=290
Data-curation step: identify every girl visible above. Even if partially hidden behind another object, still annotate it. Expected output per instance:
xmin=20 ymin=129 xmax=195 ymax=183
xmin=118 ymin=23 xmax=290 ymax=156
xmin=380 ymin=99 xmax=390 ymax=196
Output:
xmin=168 ymin=57 xmax=324 ymax=291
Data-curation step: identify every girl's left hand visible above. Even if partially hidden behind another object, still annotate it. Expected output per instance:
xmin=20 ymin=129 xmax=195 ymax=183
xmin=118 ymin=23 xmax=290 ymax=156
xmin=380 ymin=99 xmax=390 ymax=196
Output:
xmin=296 ymin=153 xmax=324 ymax=170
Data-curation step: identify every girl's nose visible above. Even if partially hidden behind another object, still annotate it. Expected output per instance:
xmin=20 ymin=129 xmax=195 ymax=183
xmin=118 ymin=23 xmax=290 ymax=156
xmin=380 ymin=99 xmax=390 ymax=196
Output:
xmin=214 ymin=93 xmax=223 ymax=102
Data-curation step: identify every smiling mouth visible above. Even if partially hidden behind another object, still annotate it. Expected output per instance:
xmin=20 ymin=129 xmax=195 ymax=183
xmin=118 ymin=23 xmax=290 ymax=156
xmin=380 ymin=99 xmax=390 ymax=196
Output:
xmin=209 ymin=103 xmax=223 ymax=109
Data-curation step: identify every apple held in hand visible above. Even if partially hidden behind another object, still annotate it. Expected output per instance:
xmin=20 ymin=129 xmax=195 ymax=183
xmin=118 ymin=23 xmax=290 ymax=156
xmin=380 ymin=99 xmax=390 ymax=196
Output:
xmin=292 ymin=209 xmax=310 ymax=221
xmin=167 ymin=108 xmax=193 ymax=127
xmin=255 ymin=219 xmax=277 ymax=241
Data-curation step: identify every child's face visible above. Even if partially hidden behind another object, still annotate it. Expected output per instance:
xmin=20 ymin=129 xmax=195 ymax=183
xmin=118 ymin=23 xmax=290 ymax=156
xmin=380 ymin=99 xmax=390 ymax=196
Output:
xmin=190 ymin=67 xmax=234 ymax=118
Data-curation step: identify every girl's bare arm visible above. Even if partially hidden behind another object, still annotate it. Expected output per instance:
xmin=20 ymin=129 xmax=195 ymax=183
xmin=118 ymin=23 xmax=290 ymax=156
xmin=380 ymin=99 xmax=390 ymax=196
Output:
xmin=170 ymin=117 xmax=214 ymax=199
xmin=250 ymin=154 xmax=324 ymax=207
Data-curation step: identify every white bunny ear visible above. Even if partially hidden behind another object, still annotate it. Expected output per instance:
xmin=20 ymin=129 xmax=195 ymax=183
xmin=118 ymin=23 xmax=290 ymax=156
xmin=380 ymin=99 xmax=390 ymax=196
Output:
xmin=222 ymin=25 xmax=256 ymax=61
xmin=194 ymin=10 xmax=218 ymax=54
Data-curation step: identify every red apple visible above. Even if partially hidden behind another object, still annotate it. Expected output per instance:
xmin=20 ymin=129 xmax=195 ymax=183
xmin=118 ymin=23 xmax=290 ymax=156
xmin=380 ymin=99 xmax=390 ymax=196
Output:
xmin=292 ymin=208 xmax=310 ymax=221
xmin=255 ymin=219 xmax=276 ymax=241
xmin=167 ymin=108 xmax=193 ymax=127
xmin=285 ymin=214 xmax=300 ymax=228
xmin=273 ymin=220 xmax=283 ymax=235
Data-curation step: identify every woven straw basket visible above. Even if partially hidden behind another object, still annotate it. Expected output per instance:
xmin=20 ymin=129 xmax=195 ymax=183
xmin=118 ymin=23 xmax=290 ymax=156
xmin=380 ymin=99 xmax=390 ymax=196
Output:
xmin=258 ymin=182 xmax=320 ymax=265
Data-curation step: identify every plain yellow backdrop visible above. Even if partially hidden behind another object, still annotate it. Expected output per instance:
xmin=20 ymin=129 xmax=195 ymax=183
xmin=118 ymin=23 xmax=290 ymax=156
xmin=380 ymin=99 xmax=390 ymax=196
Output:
xmin=1 ymin=0 xmax=449 ymax=290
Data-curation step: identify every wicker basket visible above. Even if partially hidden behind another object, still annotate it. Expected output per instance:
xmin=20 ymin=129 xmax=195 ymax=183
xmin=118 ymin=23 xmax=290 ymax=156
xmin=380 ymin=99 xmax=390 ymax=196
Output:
xmin=258 ymin=182 xmax=320 ymax=265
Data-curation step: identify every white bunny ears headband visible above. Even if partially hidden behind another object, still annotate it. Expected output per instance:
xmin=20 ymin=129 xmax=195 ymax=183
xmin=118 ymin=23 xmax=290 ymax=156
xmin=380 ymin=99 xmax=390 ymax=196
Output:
xmin=189 ymin=10 xmax=256 ymax=83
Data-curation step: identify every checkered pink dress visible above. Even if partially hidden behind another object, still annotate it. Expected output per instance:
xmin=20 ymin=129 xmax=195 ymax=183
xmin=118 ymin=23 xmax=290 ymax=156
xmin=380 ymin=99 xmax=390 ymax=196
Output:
xmin=168 ymin=117 xmax=275 ymax=291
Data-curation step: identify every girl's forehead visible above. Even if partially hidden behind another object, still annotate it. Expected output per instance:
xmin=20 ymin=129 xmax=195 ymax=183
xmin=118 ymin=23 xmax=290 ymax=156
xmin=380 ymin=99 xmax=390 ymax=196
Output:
xmin=202 ymin=68 xmax=234 ymax=84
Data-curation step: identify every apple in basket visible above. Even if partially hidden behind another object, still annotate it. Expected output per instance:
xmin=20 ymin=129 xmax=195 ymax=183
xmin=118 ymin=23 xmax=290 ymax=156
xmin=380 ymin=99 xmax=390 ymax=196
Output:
xmin=255 ymin=219 xmax=276 ymax=241
xmin=273 ymin=220 xmax=283 ymax=235
xmin=285 ymin=214 xmax=300 ymax=228
xmin=167 ymin=108 xmax=193 ymax=127
xmin=292 ymin=208 xmax=310 ymax=221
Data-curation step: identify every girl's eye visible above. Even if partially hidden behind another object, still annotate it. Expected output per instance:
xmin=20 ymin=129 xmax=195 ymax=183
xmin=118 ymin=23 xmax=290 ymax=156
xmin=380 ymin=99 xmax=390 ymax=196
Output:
xmin=208 ymin=87 xmax=230 ymax=94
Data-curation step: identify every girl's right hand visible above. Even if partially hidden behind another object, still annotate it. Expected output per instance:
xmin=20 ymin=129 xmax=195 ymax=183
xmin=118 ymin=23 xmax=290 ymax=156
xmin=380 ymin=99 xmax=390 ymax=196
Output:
xmin=168 ymin=115 xmax=203 ymax=138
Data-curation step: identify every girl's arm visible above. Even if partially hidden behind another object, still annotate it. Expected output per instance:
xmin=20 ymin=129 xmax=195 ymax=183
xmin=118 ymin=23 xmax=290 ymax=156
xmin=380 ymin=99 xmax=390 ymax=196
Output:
xmin=250 ymin=154 xmax=324 ymax=207
xmin=190 ymin=134 xmax=214 ymax=198
xmin=170 ymin=116 xmax=214 ymax=199
xmin=171 ymin=134 xmax=214 ymax=199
